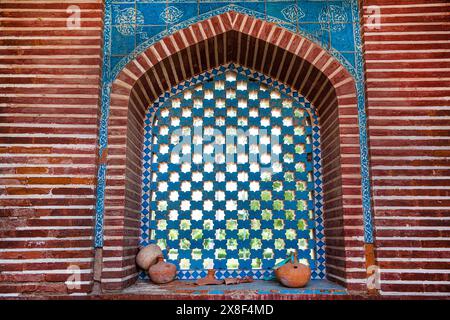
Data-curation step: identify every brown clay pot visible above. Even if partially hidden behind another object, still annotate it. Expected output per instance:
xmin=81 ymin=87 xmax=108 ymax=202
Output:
xmin=148 ymin=256 xmax=177 ymax=284
xmin=195 ymin=269 xmax=224 ymax=286
xmin=274 ymin=252 xmax=311 ymax=288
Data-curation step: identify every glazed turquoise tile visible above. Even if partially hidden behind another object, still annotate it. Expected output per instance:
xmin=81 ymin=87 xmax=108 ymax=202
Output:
xmin=137 ymin=2 xmax=168 ymax=26
xmin=199 ymin=2 xmax=230 ymax=15
xmin=111 ymin=25 xmax=136 ymax=55
xmin=201 ymin=1 xmax=265 ymax=17
xmin=341 ymin=52 xmax=356 ymax=68
xmin=298 ymin=0 xmax=326 ymax=23
xmin=234 ymin=1 xmax=265 ymax=13
xmin=165 ymin=3 xmax=198 ymax=25
xmin=111 ymin=3 xmax=136 ymax=26
xmin=330 ymin=23 xmax=355 ymax=52
xmin=110 ymin=55 xmax=126 ymax=72
xmin=137 ymin=25 xmax=166 ymax=46
xmin=298 ymin=23 xmax=330 ymax=49
xmin=267 ymin=1 xmax=298 ymax=24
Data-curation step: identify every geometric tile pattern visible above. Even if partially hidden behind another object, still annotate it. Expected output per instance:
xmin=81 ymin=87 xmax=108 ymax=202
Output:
xmin=140 ymin=64 xmax=326 ymax=279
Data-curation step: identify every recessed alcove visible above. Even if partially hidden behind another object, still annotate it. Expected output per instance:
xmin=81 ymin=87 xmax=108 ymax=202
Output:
xmin=139 ymin=65 xmax=325 ymax=283
xmin=100 ymin=12 xmax=367 ymax=295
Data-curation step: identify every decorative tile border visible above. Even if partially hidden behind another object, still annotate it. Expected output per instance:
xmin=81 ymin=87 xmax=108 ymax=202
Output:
xmin=350 ymin=2 xmax=374 ymax=243
xmin=139 ymin=63 xmax=325 ymax=280
xmin=107 ymin=4 xmax=358 ymax=83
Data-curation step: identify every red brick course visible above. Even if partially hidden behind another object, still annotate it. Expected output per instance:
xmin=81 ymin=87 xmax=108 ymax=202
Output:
xmin=0 ymin=0 xmax=104 ymax=296
xmin=362 ymin=0 xmax=450 ymax=297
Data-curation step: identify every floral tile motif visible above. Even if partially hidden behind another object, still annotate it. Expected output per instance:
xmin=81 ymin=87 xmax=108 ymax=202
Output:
xmin=136 ymin=2 xmax=168 ymax=26
xmin=105 ymin=0 xmax=357 ymax=74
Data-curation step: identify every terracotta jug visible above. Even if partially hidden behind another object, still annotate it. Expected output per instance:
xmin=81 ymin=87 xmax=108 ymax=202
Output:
xmin=274 ymin=251 xmax=311 ymax=288
xmin=136 ymin=244 xmax=163 ymax=270
xmin=195 ymin=269 xmax=224 ymax=286
xmin=148 ymin=256 xmax=177 ymax=284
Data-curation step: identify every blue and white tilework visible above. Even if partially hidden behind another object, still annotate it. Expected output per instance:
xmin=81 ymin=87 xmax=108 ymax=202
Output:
xmin=95 ymin=1 xmax=373 ymax=249
xmin=139 ymin=64 xmax=325 ymax=280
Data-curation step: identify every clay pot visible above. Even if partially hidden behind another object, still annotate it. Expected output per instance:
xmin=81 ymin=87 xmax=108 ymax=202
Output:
xmin=195 ymin=269 xmax=224 ymax=286
xmin=274 ymin=252 xmax=311 ymax=288
xmin=136 ymin=244 xmax=163 ymax=270
xmin=148 ymin=256 xmax=177 ymax=284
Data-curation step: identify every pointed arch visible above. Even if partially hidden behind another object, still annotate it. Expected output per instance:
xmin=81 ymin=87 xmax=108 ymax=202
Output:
xmin=100 ymin=11 xmax=367 ymax=292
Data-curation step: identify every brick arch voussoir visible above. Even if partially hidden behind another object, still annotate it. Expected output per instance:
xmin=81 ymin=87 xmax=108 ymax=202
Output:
xmin=245 ymin=19 xmax=354 ymax=89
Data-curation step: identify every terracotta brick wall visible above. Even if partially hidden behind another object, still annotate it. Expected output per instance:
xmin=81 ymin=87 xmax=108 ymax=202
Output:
xmin=362 ymin=0 xmax=450 ymax=297
xmin=0 ymin=0 xmax=103 ymax=296
xmin=1 ymin=0 xmax=449 ymax=298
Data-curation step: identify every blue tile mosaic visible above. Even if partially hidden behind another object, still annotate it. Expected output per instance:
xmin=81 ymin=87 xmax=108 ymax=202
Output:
xmin=111 ymin=3 xmax=136 ymax=26
xmin=137 ymin=25 xmax=166 ymax=46
xmin=110 ymin=55 xmax=126 ymax=73
xmin=330 ymin=23 xmax=355 ymax=52
xmin=104 ymin=0 xmax=360 ymax=76
xmin=111 ymin=25 xmax=136 ymax=56
xmin=165 ymin=3 xmax=197 ymax=25
xmin=198 ymin=1 xmax=266 ymax=17
xmin=298 ymin=0 xmax=325 ymax=23
xmin=95 ymin=0 xmax=375 ymax=251
xmin=234 ymin=1 xmax=266 ymax=13
xmin=300 ymin=23 xmax=330 ymax=49
xmin=199 ymin=2 xmax=230 ymax=15
xmin=267 ymin=1 xmax=298 ymax=24
xmin=341 ymin=52 xmax=356 ymax=68
xmin=136 ymin=2 xmax=168 ymax=26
